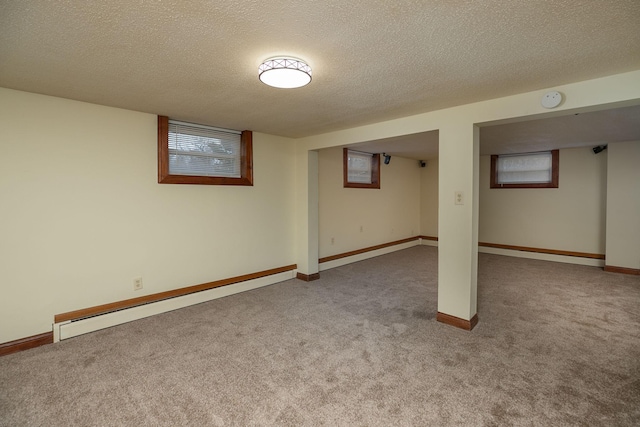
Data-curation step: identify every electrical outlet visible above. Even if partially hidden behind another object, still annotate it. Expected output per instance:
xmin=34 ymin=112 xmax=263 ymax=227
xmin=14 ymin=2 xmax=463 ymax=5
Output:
xmin=360 ymin=225 xmax=363 ymax=232
xmin=455 ymin=191 xmax=464 ymax=205
xmin=133 ymin=277 xmax=143 ymax=291
xmin=331 ymin=237 xmax=335 ymax=245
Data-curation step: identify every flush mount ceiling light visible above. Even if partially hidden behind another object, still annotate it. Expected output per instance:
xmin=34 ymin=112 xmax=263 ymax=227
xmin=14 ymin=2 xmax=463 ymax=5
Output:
xmin=258 ymin=57 xmax=312 ymax=89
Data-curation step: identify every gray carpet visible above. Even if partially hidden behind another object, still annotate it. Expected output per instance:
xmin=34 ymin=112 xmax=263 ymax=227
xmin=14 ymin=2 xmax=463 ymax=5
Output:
xmin=1 ymin=246 xmax=639 ymax=426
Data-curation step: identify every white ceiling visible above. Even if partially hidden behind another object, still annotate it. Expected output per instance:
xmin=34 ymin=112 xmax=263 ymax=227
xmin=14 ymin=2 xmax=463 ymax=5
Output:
xmin=349 ymin=131 xmax=440 ymax=161
xmin=350 ymin=104 xmax=640 ymax=160
xmin=1 ymin=1 xmax=639 ymax=152
xmin=479 ymin=104 xmax=640 ymax=156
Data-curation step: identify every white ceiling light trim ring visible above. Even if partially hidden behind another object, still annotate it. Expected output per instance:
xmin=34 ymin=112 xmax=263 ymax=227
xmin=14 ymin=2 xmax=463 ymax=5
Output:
xmin=259 ymin=57 xmax=312 ymax=89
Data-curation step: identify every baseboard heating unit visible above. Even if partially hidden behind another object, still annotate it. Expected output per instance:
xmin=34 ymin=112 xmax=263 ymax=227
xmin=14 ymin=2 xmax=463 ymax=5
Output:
xmin=53 ymin=269 xmax=296 ymax=342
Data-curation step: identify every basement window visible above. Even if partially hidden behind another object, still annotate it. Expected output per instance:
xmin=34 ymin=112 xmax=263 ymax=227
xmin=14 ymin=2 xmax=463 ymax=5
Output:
xmin=157 ymin=116 xmax=253 ymax=185
xmin=490 ymin=150 xmax=559 ymax=189
xmin=344 ymin=148 xmax=380 ymax=189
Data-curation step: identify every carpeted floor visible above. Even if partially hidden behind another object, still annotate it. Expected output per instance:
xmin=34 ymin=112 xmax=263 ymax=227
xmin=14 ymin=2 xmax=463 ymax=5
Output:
xmin=1 ymin=246 xmax=639 ymax=426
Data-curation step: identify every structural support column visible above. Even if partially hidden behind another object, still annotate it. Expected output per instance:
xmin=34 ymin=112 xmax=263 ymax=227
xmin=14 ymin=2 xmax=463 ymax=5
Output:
xmin=437 ymin=123 xmax=480 ymax=330
xmin=295 ymin=148 xmax=320 ymax=281
xmin=604 ymin=141 xmax=640 ymax=275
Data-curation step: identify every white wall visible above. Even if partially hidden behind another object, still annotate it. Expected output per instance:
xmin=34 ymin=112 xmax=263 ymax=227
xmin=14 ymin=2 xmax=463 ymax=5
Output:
xmin=479 ymin=147 xmax=607 ymax=254
xmin=318 ymin=147 xmax=420 ymax=258
xmin=606 ymin=141 xmax=640 ymax=270
xmin=0 ymin=88 xmax=296 ymax=343
xmin=420 ymin=158 xmax=439 ymax=237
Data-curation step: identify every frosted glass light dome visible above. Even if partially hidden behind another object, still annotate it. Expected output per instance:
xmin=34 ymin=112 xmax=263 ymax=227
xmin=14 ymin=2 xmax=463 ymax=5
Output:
xmin=259 ymin=57 xmax=312 ymax=89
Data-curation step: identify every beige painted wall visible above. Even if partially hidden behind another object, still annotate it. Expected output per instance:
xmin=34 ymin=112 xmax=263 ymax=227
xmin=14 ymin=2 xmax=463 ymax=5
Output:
xmin=3 ymin=72 xmax=639 ymax=341
xmin=318 ymin=147 xmax=420 ymax=258
xmin=606 ymin=141 xmax=640 ymax=269
xmin=419 ymin=148 xmax=608 ymax=255
xmin=300 ymin=71 xmax=640 ymax=321
xmin=479 ymin=147 xmax=607 ymax=254
xmin=420 ymin=158 xmax=438 ymax=237
xmin=0 ymin=88 xmax=297 ymax=343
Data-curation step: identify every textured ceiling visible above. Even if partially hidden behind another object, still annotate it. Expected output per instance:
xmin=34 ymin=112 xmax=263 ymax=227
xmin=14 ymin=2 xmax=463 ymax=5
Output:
xmin=1 ymin=1 xmax=640 ymax=139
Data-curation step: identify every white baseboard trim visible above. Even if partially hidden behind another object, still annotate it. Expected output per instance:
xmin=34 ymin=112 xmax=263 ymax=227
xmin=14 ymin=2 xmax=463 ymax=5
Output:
xmin=53 ymin=270 xmax=296 ymax=342
xmin=319 ymin=240 xmax=419 ymax=272
xmin=478 ymin=246 xmax=605 ymax=267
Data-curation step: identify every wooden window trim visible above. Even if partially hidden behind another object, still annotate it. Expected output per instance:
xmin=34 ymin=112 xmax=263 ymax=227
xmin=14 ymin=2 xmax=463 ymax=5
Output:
xmin=343 ymin=148 xmax=381 ymax=189
xmin=490 ymin=149 xmax=559 ymax=189
xmin=157 ymin=116 xmax=253 ymax=186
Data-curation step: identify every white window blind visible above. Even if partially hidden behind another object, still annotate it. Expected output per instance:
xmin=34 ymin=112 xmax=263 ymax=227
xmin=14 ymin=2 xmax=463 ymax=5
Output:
xmin=168 ymin=120 xmax=242 ymax=178
xmin=347 ymin=150 xmax=373 ymax=183
xmin=497 ymin=151 xmax=552 ymax=184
